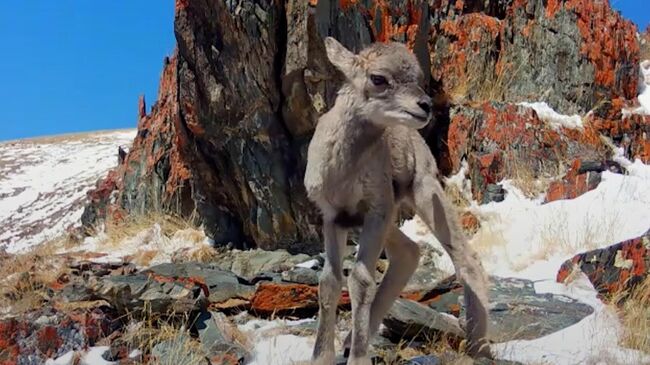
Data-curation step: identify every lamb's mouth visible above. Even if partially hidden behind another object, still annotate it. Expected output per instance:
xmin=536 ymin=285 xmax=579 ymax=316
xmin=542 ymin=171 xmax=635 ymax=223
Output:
xmin=404 ymin=111 xmax=429 ymax=122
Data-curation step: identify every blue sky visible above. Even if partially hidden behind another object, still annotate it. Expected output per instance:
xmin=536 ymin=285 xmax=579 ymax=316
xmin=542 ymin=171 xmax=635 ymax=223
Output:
xmin=0 ymin=2 xmax=175 ymax=141
xmin=0 ymin=1 xmax=647 ymax=141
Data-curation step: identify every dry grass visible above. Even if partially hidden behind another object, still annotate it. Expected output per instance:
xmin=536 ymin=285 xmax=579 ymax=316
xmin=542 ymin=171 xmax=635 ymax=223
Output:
xmin=103 ymin=213 xmax=198 ymax=248
xmin=446 ymin=61 xmax=524 ymax=105
xmin=613 ymin=277 xmax=650 ymax=354
xmin=184 ymin=244 xmax=220 ymax=263
xmin=119 ymin=305 xmax=207 ymax=365
xmin=118 ymin=303 xmax=251 ymax=364
xmin=373 ymin=331 xmax=467 ymax=364
xmin=444 ymin=183 xmax=471 ymax=210
xmin=502 ymin=151 xmax=566 ymax=199
xmin=0 ymin=240 xmax=71 ymax=315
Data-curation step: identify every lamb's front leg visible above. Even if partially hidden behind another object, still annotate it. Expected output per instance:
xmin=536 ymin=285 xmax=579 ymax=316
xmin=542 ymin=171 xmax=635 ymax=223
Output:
xmin=313 ymin=220 xmax=347 ymax=365
xmin=348 ymin=211 xmax=390 ymax=365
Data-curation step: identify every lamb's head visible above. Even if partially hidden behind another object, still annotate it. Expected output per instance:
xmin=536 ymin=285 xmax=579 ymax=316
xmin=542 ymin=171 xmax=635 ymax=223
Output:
xmin=325 ymin=37 xmax=432 ymax=129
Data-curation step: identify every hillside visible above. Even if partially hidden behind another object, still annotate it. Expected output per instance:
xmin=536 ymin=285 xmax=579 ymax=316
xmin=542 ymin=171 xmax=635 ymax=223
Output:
xmin=0 ymin=130 xmax=136 ymax=252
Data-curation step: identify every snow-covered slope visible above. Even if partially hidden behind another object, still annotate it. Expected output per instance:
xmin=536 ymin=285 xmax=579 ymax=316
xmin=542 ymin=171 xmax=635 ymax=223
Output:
xmin=0 ymin=129 xmax=136 ymax=253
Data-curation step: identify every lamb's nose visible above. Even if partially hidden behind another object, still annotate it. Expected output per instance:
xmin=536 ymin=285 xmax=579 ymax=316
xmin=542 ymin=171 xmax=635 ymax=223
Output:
xmin=417 ymin=100 xmax=432 ymax=115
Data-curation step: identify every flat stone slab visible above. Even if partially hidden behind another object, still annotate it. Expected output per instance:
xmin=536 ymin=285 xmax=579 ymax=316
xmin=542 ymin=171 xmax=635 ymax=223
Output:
xmin=145 ymin=262 xmax=256 ymax=304
xmin=424 ymin=277 xmax=594 ymax=342
xmin=383 ymin=298 xmax=464 ymax=341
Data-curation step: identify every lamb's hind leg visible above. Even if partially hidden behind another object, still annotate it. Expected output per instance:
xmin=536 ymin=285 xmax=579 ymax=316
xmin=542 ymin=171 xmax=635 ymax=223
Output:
xmin=313 ymin=220 xmax=347 ymax=365
xmin=367 ymin=226 xmax=420 ymax=336
xmin=413 ymin=174 xmax=492 ymax=358
xmin=347 ymin=212 xmax=390 ymax=365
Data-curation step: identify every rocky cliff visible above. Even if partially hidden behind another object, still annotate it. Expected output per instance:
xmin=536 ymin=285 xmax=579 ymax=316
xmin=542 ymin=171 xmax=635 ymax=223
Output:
xmin=83 ymin=0 xmax=647 ymax=253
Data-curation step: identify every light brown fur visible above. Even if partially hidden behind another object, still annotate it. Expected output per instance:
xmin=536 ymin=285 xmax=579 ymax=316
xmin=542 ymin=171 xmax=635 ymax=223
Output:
xmin=304 ymin=38 xmax=491 ymax=364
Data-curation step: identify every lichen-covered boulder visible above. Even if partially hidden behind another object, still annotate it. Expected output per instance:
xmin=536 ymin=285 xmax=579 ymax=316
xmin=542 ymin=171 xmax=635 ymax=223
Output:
xmin=557 ymin=232 xmax=650 ymax=297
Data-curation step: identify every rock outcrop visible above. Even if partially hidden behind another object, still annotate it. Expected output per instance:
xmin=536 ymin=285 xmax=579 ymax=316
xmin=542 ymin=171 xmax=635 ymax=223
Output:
xmin=557 ymin=232 xmax=650 ymax=296
xmin=83 ymin=0 xmax=644 ymax=253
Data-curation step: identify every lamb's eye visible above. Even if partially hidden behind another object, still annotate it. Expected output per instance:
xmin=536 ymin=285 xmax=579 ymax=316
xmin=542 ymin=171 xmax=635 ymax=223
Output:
xmin=370 ymin=74 xmax=388 ymax=86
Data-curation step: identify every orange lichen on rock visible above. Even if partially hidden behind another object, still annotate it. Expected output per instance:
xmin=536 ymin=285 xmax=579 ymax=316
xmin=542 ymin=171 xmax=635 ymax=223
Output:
xmin=341 ymin=0 xmax=423 ymax=49
xmin=0 ymin=320 xmax=20 ymax=365
xmin=454 ymin=0 xmax=464 ymax=12
xmin=147 ymin=273 xmax=211 ymax=298
xmin=250 ymin=283 xmax=353 ymax=313
xmin=460 ymin=211 xmax=480 ymax=233
xmin=586 ymin=104 xmax=650 ymax=163
xmin=175 ymin=0 xmax=189 ymax=12
xmin=36 ymin=326 xmax=62 ymax=357
xmin=545 ymin=0 xmax=561 ymax=18
xmin=545 ymin=159 xmax=597 ymax=202
xmin=565 ymin=0 xmax=639 ymax=95
xmin=339 ymin=0 xmax=358 ymax=10
xmin=557 ymin=234 xmax=650 ymax=296
xmin=250 ymin=283 xmax=319 ymax=312
xmin=433 ymin=13 xmax=501 ymax=91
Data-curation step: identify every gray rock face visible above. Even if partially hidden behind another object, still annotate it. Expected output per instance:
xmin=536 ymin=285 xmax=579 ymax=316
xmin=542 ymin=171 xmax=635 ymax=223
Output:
xmin=281 ymin=267 xmax=320 ymax=285
xmin=145 ymin=262 xmax=256 ymax=304
xmin=93 ymin=273 xmax=206 ymax=314
xmin=425 ymin=277 xmax=594 ymax=342
xmin=207 ymin=249 xmax=311 ymax=281
xmin=195 ymin=311 xmax=247 ymax=362
xmin=488 ymin=278 xmax=594 ymax=342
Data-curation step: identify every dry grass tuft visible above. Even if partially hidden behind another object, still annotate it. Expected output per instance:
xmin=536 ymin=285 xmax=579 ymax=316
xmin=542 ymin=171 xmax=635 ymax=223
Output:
xmin=185 ymin=244 xmax=220 ymax=263
xmin=444 ymin=183 xmax=471 ymax=210
xmin=119 ymin=305 xmax=251 ymax=364
xmin=374 ymin=332 xmax=465 ymax=364
xmin=502 ymin=152 xmax=566 ymax=199
xmin=103 ymin=213 xmax=197 ymax=247
xmin=0 ymin=241 xmax=70 ymax=315
xmin=446 ymin=61 xmax=524 ymax=105
xmin=640 ymin=29 xmax=650 ymax=61
xmin=613 ymin=276 xmax=650 ymax=353
xmin=120 ymin=306 xmax=206 ymax=365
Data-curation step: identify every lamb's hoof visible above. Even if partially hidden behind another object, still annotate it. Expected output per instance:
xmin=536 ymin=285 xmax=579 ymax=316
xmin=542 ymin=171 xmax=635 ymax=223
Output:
xmin=465 ymin=339 xmax=493 ymax=359
xmin=312 ymin=352 xmax=336 ymax=365
xmin=346 ymin=356 xmax=372 ymax=365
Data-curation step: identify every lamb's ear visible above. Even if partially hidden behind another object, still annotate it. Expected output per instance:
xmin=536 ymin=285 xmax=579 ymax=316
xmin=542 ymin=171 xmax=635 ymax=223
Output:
xmin=324 ymin=37 xmax=358 ymax=80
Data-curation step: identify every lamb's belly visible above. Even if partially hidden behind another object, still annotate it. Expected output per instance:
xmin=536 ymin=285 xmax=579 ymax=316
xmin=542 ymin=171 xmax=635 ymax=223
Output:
xmin=325 ymin=178 xmax=363 ymax=210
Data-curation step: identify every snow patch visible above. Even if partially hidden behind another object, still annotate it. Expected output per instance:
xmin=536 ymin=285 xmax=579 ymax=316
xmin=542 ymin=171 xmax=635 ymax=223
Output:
xmin=65 ymin=224 xmax=211 ymax=268
xmin=46 ymin=346 xmax=116 ymax=365
xmin=397 ymin=150 xmax=650 ymax=364
xmin=493 ymin=273 xmax=650 ymax=365
xmin=400 ymin=216 xmax=455 ymax=277
xmin=624 ymin=60 xmax=650 ymax=116
xmin=237 ymin=317 xmax=317 ymax=365
xmin=471 ymin=162 xmax=650 ymax=278
xmin=296 ymin=259 xmax=320 ymax=269
xmin=443 ymin=159 xmax=474 ymax=205
xmin=518 ymin=101 xmax=583 ymax=130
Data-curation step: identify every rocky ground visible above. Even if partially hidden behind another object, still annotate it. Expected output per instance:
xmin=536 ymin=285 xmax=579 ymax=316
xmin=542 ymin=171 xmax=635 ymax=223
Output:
xmin=0 ymin=207 xmax=649 ymax=364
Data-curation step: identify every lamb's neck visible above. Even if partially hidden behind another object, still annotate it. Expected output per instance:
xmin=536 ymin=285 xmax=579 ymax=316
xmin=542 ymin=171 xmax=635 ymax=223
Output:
xmin=330 ymin=90 xmax=385 ymax=165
